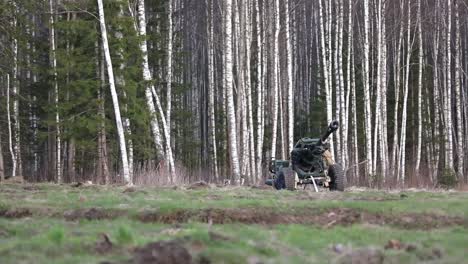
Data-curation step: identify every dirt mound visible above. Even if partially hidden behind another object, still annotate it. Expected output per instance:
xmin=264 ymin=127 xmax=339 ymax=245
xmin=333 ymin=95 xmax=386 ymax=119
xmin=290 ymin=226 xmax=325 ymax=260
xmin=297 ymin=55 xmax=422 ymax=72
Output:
xmin=137 ymin=207 xmax=468 ymax=229
xmin=0 ymin=208 xmax=32 ymax=218
xmin=132 ymin=240 xmax=192 ymax=264
xmin=64 ymin=208 xmax=122 ymax=221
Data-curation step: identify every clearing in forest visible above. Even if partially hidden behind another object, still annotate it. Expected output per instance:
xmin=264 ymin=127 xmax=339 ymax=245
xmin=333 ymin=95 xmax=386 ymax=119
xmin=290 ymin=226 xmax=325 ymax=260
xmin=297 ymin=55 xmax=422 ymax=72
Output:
xmin=0 ymin=183 xmax=467 ymax=263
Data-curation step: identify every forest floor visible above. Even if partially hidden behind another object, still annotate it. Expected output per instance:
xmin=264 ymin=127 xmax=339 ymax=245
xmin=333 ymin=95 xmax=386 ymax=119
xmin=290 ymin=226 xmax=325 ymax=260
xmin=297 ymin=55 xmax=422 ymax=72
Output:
xmin=0 ymin=182 xmax=467 ymax=264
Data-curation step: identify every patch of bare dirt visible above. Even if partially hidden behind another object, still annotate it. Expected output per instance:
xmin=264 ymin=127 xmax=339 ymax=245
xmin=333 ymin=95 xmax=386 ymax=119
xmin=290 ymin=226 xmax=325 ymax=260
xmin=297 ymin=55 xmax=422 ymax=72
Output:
xmin=63 ymin=208 xmax=123 ymax=221
xmin=95 ymin=233 xmax=114 ymax=254
xmin=187 ymin=181 xmax=210 ymax=190
xmin=22 ymin=185 xmax=40 ymax=191
xmin=332 ymin=240 xmax=444 ymax=264
xmin=137 ymin=208 xmax=468 ymax=229
xmin=0 ymin=208 xmax=32 ymax=218
xmin=249 ymin=185 xmax=273 ymax=190
xmin=131 ymin=240 xmax=192 ymax=264
xmin=335 ymin=247 xmax=384 ymax=264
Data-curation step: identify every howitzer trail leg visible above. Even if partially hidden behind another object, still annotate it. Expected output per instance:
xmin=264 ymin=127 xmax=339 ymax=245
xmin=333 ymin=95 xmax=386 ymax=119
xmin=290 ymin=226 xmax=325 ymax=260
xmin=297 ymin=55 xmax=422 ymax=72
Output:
xmin=310 ymin=176 xmax=319 ymax=192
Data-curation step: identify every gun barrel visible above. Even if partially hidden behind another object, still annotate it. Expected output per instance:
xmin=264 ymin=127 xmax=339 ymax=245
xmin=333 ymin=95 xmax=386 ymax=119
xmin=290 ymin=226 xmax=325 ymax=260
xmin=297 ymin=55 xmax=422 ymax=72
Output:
xmin=319 ymin=120 xmax=339 ymax=145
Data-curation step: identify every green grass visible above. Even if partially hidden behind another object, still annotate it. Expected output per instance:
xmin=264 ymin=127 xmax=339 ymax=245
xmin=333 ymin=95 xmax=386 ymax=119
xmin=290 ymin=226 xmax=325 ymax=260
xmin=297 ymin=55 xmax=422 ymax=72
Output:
xmin=0 ymin=183 xmax=467 ymax=263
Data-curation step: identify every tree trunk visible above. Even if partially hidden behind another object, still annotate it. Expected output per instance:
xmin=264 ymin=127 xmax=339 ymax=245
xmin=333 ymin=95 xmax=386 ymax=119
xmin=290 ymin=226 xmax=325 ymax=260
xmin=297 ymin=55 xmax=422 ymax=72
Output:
xmin=166 ymin=0 xmax=173 ymax=152
xmin=285 ymin=0 xmax=294 ymax=154
xmin=11 ymin=5 xmax=21 ymax=177
xmin=49 ymin=0 xmax=61 ymax=183
xmin=224 ymin=0 xmax=241 ymax=183
xmin=363 ymin=0 xmax=373 ymax=178
xmin=454 ymin=0 xmax=463 ymax=179
xmin=269 ymin=0 xmax=281 ymax=161
xmin=7 ymin=74 xmax=17 ymax=178
xmin=136 ymin=0 xmax=175 ymax=179
xmin=206 ymin=0 xmax=218 ymax=181
xmin=398 ymin=0 xmax=414 ymax=185
xmin=415 ymin=0 xmax=423 ymax=174
xmin=431 ymin=0 xmax=441 ymax=183
xmin=255 ymin=0 xmax=265 ymax=181
xmin=444 ymin=0 xmax=454 ymax=170
xmin=97 ymin=0 xmax=131 ymax=184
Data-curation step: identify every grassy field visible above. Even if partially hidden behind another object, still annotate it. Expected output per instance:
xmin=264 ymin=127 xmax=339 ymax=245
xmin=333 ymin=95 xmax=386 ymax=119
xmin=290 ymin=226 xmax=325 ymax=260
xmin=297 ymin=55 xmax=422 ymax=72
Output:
xmin=0 ymin=182 xmax=467 ymax=264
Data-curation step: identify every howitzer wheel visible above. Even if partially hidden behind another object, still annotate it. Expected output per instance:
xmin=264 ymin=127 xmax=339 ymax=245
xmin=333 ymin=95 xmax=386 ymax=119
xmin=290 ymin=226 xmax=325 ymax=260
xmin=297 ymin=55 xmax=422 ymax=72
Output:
xmin=329 ymin=164 xmax=345 ymax=191
xmin=283 ymin=167 xmax=298 ymax=191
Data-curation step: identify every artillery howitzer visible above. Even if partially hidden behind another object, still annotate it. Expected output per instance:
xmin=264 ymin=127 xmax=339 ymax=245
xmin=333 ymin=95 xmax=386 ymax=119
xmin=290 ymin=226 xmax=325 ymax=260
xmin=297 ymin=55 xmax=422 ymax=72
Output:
xmin=266 ymin=120 xmax=345 ymax=192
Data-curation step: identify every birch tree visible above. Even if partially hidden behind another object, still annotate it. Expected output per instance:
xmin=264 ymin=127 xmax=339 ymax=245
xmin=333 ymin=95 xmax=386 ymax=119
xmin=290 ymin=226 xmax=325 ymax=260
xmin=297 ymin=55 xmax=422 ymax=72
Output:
xmin=7 ymin=74 xmax=17 ymax=178
xmin=206 ymin=0 xmax=218 ymax=181
xmin=136 ymin=0 xmax=175 ymax=177
xmin=11 ymin=3 xmax=21 ymax=177
xmin=363 ymin=0 xmax=373 ymax=177
xmin=224 ymin=0 xmax=241 ymax=183
xmin=398 ymin=0 xmax=414 ymax=184
xmin=255 ymin=0 xmax=265 ymax=180
xmin=285 ymin=0 xmax=294 ymax=153
xmin=444 ymin=0 xmax=454 ymax=171
xmin=49 ymin=0 xmax=61 ymax=182
xmin=415 ymin=0 xmax=423 ymax=175
xmin=166 ymin=0 xmax=173 ymax=150
xmin=454 ymin=0 xmax=463 ymax=178
xmin=269 ymin=0 xmax=281 ymax=161
xmin=97 ymin=0 xmax=131 ymax=184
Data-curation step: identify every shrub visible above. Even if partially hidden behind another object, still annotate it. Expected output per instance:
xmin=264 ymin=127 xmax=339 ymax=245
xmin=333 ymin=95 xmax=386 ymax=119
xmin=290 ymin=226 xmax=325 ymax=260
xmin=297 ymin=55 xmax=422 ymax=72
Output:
xmin=116 ymin=225 xmax=134 ymax=245
xmin=438 ymin=169 xmax=458 ymax=189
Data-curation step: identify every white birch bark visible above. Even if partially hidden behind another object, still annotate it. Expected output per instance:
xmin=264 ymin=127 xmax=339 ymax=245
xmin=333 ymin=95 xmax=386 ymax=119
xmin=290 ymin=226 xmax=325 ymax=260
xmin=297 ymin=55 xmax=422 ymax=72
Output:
xmin=11 ymin=6 xmax=21 ymax=177
xmin=116 ymin=5 xmax=134 ymax=180
xmin=363 ymin=0 xmax=373 ymax=177
xmin=136 ymin=0 xmax=172 ymax=174
xmin=255 ymin=0 xmax=265 ymax=180
xmin=339 ymin=0 xmax=346 ymax=169
xmin=150 ymin=86 xmax=175 ymax=182
xmin=325 ymin=0 xmax=334 ymax=160
xmin=49 ymin=0 xmax=61 ymax=182
xmin=270 ymin=0 xmax=280 ymax=161
xmin=445 ymin=0 xmax=454 ymax=170
xmin=243 ymin=0 xmax=256 ymax=180
xmin=318 ymin=0 xmax=333 ymax=160
xmin=206 ymin=0 xmax=218 ymax=181
xmin=97 ymin=0 xmax=131 ymax=184
xmin=166 ymin=0 xmax=173 ymax=150
xmin=285 ymin=0 xmax=294 ymax=154
xmin=398 ymin=1 xmax=414 ymax=184
xmin=380 ymin=3 xmax=388 ymax=180
xmin=7 ymin=74 xmax=17 ymax=178
xmin=374 ymin=0 xmax=382 ymax=177
xmin=415 ymin=0 xmax=423 ymax=174
xmin=224 ymin=0 xmax=241 ymax=183
xmin=454 ymin=0 xmax=463 ymax=178
xmin=334 ymin=0 xmax=342 ymax=165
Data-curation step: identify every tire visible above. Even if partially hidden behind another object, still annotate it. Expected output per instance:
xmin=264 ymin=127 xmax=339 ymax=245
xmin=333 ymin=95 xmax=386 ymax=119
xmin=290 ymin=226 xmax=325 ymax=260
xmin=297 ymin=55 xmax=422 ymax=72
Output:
xmin=329 ymin=164 xmax=345 ymax=191
xmin=283 ymin=167 xmax=298 ymax=191
xmin=274 ymin=170 xmax=285 ymax=190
